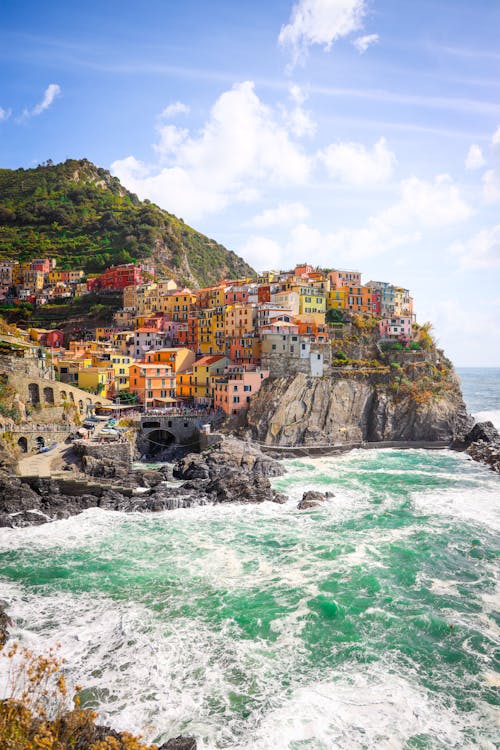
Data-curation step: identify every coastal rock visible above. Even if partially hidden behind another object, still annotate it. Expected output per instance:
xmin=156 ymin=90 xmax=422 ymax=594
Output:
xmin=459 ymin=421 xmax=500 ymax=473
xmin=466 ymin=440 xmax=500 ymax=473
xmin=298 ymin=490 xmax=332 ymax=510
xmin=82 ymin=455 xmax=118 ymax=478
xmin=174 ymin=436 xmax=284 ymax=480
xmin=462 ymin=420 xmax=500 ymax=447
xmin=0 ymin=600 xmax=11 ymax=645
xmin=245 ymin=371 xmax=472 ymax=447
xmin=159 ymin=738 xmax=197 ymax=750
xmin=174 ymin=437 xmax=286 ymax=505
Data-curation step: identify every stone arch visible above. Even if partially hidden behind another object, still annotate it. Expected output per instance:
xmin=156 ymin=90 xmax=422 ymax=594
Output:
xmin=43 ymin=386 xmax=55 ymax=404
xmin=35 ymin=435 xmax=45 ymax=451
xmin=28 ymin=382 xmax=40 ymax=405
xmin=17 ymin=436 xmax=28 ymax=453
xmin=78 ymin=400 xmax=84 ymax=414
xmin=147 ymin=429 xmax=176 ymax=455
xmin=60 ymin=390 xmax=67 ymax=402
xmin=69 ymin=392 xmax=75 ymax=403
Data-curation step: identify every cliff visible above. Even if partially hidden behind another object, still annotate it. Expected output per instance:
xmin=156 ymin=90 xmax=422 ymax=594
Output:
xmin=0 ymin=158 xmax=254 ymax=286
xmin=245 ymin=320 xmax=472 ymax=446
xmin=245 ymin=370 xmax=471 ymax=446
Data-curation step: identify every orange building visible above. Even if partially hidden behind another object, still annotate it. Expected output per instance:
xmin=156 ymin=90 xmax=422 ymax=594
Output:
xmin=340 ymin=284 xmax=373 ymax=313
xmin=296 ymin=320 xmax=329 ymax=342
xmin=228 ymin=332 xmax=262 ymax=364
xmin=129 ymin=360 xmax=176 ymax=409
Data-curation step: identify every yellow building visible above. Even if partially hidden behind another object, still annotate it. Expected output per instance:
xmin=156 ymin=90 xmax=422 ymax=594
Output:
xmin=196 ymin=308 xmax=225 ymax=355
xmin=142 ymin=347 xmax=195 ymax=374
xmin=177 ymin=354 xmax=231 ymax=402
xmin=160 ymin=290 xmax=196 ymax=321
xmin=109 ymin=352 xmax=134 ymax=392
xmin=78 ymin=366 xmax=114 ymax=396
xmin=224 ymin=304 xmax=257 ymax=338
xmin=55 ymin=356 xmax=92 ymax=385
xmin=327 ymin=289 xmax=346 ymax=310
xmin=295 ymin=286 xmax=326 ymax=317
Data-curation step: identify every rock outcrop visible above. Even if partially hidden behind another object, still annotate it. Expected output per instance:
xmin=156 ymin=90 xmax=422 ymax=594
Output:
xmin=0 ymin=438 xmax=287 ymax=527
xmin=0 ymin=600 xmax=11 ymax=645
xmin=174 ymin=436 xmax=286 ymax=505
xmin=245 ymin=371 xmax=472 ymax=446
xmin=462 ymin=421 xmax=500 ymax=473
xmin=297 ymin=490 xmax=334 ymax=510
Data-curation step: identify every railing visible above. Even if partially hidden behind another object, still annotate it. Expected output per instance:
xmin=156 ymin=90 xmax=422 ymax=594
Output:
xmin=141 ymin=408 xmax=219 ymax=418
xmin=6 ymin=424 xmax=72 ymax=433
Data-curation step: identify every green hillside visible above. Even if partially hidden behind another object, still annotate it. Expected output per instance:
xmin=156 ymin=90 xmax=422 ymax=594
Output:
xmin=0 ymin=158 xmax=254 ymax=286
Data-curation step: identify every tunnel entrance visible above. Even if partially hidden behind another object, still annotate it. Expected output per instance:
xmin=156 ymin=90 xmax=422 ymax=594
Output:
xmin=146 ymin=429 xmax=176 ymax=456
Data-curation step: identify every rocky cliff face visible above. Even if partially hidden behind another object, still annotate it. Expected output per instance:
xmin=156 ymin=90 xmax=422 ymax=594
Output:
xmin=245 ymin=369 xmax=472 ymax=446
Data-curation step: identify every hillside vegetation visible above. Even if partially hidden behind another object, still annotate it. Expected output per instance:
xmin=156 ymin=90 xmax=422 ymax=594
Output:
xmin=0 ymin=158 xmax=254 ymax=287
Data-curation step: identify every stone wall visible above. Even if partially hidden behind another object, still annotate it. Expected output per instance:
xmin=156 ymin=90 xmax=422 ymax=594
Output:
xmin=73 ymin=439 xmax=133 ymax=469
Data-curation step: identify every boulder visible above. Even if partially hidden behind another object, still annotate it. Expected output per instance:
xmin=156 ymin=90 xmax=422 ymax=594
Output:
xmin=0 ymin=600 xmax=11 ymax=645
xmin=82 ymin=455 xmax=118 ymax=478
xmin=159 ymin=738 xmax=197 ymax=750
xmin=463 ymin=421 xmax=500 ymax=447
xmin=173 ymin=454 xmax=210 ymax=480
xmin=297 ymin=490 xmax=332 ymax=510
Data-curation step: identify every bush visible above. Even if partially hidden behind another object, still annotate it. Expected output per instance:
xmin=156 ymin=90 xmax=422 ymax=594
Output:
xmin=0 ymin=641 xmax=156 ymax=750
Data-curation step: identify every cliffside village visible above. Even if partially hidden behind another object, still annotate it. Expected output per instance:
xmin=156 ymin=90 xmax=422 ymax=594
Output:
xmin=0 ymin=259 xmax=415 ymax=415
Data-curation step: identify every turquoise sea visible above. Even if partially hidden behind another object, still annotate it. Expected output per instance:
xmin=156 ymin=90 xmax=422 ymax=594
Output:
xmin=0 ymin=369 xmax=499 ymax=749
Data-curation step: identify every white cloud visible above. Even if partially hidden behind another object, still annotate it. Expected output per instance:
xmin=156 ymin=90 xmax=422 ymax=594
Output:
xmin=450 ymin=225 xmax=500 ymax=270
xmin=240 ymin=236 xmax=284 ymax=271
xmin=153 ymin=124 xmax=189 ymax=160
xmin=320 ymin=137 xmax=396 ymax=185
xmin=0 ymin=106 xmax=11 ymax=122
xmin=243 ymin=175 xmax=472 ymax=271
xmin=26 ymin=84 xmax=61 ymax=118
xmin=465 ymin=144 xmax=485 ymax=170
xmin=394 ymin=174 xmax=472 ymax=227
xmin=353 ymin=33 xmax=379 ymax=53
xmin=482 ymin=169 xmax=500 ymax=204
xmin=249 ymin=202 xmax=310 ymax=228
xmin=279 ymin=0 xmax=368 ymax=66
xmin=492 ymin=126 xmax=500 ymax=146
xmin=282 ymin=84 xmax=316 ymax=136
xmin=112 ymin=81 xmax=311 ymax=220
xmin=160 ymin=101 xmax=190 ymax=119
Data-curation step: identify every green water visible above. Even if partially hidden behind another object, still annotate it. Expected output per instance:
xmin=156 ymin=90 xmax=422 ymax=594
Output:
xmin=0 ymin=448 xmax=499 ymax=749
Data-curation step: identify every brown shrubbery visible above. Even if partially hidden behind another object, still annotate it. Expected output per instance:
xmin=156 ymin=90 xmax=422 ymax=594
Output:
xmin=0 ymin=642 xmax=156 ymax=750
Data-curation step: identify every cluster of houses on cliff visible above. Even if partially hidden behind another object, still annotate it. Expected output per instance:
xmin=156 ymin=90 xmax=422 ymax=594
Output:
xmin=7 ymin=260 xmax=416 ymax=415
xmin=0 ymin=258 xmax=153 ymax=305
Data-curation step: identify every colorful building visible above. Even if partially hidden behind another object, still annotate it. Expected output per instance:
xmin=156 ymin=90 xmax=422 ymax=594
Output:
xmin=379 ymin=316 xmax=413 ymax=341
xmin=212 ymin=365 xmax=269 ymax=415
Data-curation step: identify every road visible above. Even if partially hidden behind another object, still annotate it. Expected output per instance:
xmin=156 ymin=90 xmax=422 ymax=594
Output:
xmin=17 ymin=441 xmax=70 ymax=477
xmin=17 ymin=420 xmax=111 ymax=477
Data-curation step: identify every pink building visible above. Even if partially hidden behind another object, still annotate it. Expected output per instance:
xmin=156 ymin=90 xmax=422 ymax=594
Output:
xmin=379 ymin=316 xmax=413 ymax=341
xmin=329 ymin=269 xmax=361 ymax=288
xmin=212 ymin=365 xmax=269 ymax=416
xmin=30 ymin=258 xmax=51 ymax=274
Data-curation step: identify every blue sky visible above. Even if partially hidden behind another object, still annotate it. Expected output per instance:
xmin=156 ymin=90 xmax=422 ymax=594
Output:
xmin=1 ymin=0 xmax=500 ymax=365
